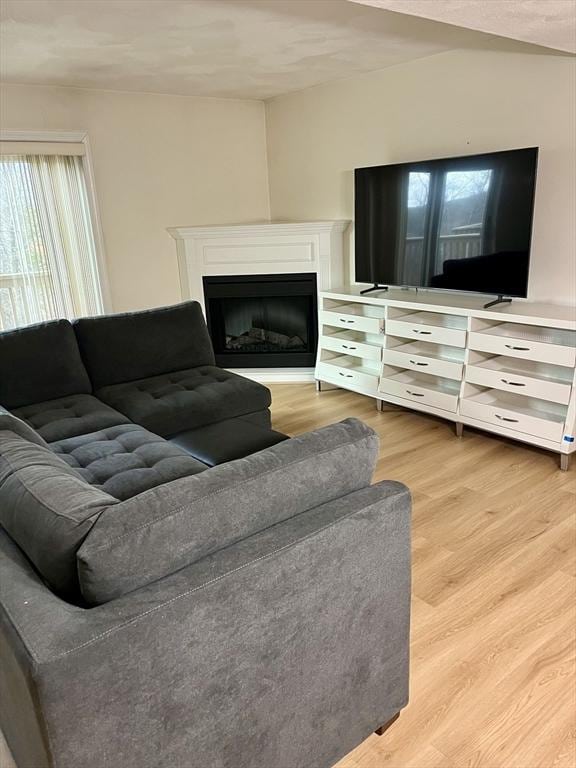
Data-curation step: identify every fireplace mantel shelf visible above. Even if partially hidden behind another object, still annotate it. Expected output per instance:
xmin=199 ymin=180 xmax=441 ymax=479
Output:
xmin=168 ymin=220 xmax=349 ymax=239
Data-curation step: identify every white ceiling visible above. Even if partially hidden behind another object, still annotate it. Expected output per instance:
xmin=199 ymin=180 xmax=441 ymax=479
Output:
xmin=0 ymin=0 xmax=572 ymax=101
xmin=349 ymin=0 xmax=576 ymax=54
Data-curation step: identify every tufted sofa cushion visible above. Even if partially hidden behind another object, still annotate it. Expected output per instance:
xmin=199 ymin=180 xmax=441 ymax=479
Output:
xmin=96 ymin=365 xmax=272 ymax=437
xmin=12 ymin=394 xmax=130 ymax=443
xmin=51 ymin=424 xmax=208 ymax=500
xmin=73 ymin=301 xmax=215 ymax=390
xmin=0 ymin=319 xmax=92 ymax=409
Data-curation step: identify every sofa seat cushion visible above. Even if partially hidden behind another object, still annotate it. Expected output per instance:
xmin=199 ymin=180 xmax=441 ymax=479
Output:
xmin=12 ymin=394 xmax=130 ymax=443
xmin=51 ymin=425 xmax=208 ymax=501
xmin=73 ymin=301 xmax=215 ymax=390
xmin=97 ymin=366 xmax=272 ymax=437
xmin=0 ymin=319 xmax=91 ymax=409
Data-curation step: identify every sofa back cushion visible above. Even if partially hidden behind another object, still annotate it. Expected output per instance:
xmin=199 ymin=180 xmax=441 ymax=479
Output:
xmin=74 ymin=301 xmax=215 ymax=390
xmin=77 ymin=418 xmax=379 ymax=604
xmin=0 ymin=320 xmax=92 ymax=409
xmin=0 ymin=431 xmax=116 ymax=599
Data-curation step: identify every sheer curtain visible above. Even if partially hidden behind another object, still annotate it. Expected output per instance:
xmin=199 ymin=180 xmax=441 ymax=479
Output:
xmin=0 ymin=153 xmax=104 ymax=330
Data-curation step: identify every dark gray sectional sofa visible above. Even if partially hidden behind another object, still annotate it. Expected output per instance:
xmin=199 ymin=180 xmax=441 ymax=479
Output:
xmin=0 ymin=301 xmax=411 ymax=768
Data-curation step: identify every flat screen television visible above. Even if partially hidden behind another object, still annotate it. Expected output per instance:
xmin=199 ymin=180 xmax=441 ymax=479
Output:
xmin=354 ymin=147 xmax=538 ymax=302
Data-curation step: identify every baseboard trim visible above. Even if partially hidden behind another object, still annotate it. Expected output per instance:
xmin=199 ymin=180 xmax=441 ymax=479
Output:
xmin=227 ymin=368 xmax=316 ymax=383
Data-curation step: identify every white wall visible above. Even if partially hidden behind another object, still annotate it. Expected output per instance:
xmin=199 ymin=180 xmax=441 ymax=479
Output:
xmin=266 ymin=50 xmax=576 ymax=305
xmin=0 ymin=83 xmax=270 ymax=312
xmin=2 ymin=50 xmax=575 ymax=310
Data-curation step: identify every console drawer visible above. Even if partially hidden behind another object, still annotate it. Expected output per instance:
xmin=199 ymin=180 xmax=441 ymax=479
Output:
xmin=385 ymin=348 xmax=463 ymax=380
xmin=320 ymin=335 xmax=382 ymax=361
xmin=320 ymin=309 xmax=383 ymax=335
xmin=466 ymin=365 xmax=572 ymax=405
xmin=461 ymin=397 xmax=565 ymax=442
xmin=379 ymin=373 xmax=459 ymax=413
xmin=469 ymin=331 xmax=576 ymax=367
xmin=387 ymin=319 xmax=466 ymax=348
xmin=316 ymin=361 xmax=379 ymax=394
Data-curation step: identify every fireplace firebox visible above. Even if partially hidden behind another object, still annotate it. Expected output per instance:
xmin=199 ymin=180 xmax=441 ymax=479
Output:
xmin=203 ymin=273 xmax=318 ymax=367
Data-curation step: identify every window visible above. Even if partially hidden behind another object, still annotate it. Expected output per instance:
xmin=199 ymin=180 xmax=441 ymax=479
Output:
xmin=0 ymin=143 xmax=105 ymax=330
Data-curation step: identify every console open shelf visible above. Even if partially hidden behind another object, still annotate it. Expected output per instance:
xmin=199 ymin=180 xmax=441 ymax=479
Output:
xmin=385 ymin=338 xmax=466 ymax=363
xmin=389 ymin=309 xmax=467 ymax=330
xmin=470 ymin=355 xmax=573 ymax=383
xmin=474 ymin=321 xmax=576 ymax=347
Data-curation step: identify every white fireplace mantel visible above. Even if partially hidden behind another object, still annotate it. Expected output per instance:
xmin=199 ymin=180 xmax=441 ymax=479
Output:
xmin=168 ymin=221 xmax=350 ymax=383
xmin=168 ymin=220 xmax=349 ymax=312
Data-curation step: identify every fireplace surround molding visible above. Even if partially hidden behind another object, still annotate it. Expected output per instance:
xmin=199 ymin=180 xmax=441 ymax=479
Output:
xmin=168 ymin=221 xmax=349 ymax=381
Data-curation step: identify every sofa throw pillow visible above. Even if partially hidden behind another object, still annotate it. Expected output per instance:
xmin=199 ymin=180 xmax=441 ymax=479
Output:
xmin=0 ymin=431 xmax=116 ymax=599
xmin=73 ymin=301 xmax=215 ymax=390
xmin=0 ymin=320 xmax=92 ymax=409
xmin=77 ymin=418 xmax=379 ymax=604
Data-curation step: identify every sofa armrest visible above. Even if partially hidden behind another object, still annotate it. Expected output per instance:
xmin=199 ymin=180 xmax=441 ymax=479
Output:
xmin=0 ymin=480 xmax=411 ymax=768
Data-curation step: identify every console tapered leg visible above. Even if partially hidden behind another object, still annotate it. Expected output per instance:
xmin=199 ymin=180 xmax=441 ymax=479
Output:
xmin=377 ymin=400 xmax=402 ymax=413
xmin=560 ymin=453 xmax=570 ymax=471
xmin=455 ymin=422 xmax=464 ymax=438
xmin=315 ymin=380 xmax=322 ymax=392
xmin=375 ymin=712 xmax=400 ymax=736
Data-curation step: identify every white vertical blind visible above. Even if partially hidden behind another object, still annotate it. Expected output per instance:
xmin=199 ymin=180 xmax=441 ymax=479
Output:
xmin=0 ymin=153 xmax=104 ymax=330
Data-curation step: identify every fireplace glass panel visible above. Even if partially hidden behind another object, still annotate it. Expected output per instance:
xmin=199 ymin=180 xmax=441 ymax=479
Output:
xmin=203 ymin=273 xmax=317 ymax=368
xmin=221 ymin=296 xmax=310 ymax=353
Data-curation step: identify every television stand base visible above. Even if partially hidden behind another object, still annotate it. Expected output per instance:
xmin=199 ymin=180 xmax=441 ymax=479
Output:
xmin=483 ymin=295 xmax=512 ymax=309
xmin=360 ymin=284 xmax=389 ymax=295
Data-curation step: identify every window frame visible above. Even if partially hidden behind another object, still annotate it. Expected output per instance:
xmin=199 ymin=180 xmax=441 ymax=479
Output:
xmin=0 ymin=129 xmax=112 ymax=313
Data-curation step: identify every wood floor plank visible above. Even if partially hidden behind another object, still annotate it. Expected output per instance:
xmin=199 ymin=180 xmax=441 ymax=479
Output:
xmin=442 ymin=616 xmax=576 ymax=767
xmin=414 ymin=502 xmax=575 ymax=607
xmin=374 ymin=574 xmax=575 ymax=765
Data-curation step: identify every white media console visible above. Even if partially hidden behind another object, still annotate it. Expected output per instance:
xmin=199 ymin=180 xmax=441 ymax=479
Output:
xmin=315 ymin=288 xmax=576 ymax=469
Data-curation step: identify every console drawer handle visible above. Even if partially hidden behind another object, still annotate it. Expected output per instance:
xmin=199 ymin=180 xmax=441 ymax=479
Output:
xmin=406 ymin=389 xmax=425 ymax=397
xmin=501 ymin=379 xmax=525 ymax=387
xmin=414 ymin=329 xmax=432 ymax=335
xmin=505 ymin=344 xmax=530 ymax=351
xmin=495 ymin=413 xmax=519 ymax=423
xmin=409 ymin=360 xmax=428 ymax=366
xmin=342 ymin=344 xmax=357 ymax=350
xmin=339 ymin=372 xmax=354 ymax=378
xmin=339 ymin=318 xmax=355 ymax=324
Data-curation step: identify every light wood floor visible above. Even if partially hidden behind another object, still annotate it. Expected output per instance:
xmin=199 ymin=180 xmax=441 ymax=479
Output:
xmin=270 ymin=384 xmax=576 ymax=768
xmin=1 ymin=384 xmax=574 ymax=768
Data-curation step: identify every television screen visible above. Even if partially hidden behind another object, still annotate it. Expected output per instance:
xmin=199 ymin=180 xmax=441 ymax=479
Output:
xmin=354 ymin=147 xmax=538 ymax=297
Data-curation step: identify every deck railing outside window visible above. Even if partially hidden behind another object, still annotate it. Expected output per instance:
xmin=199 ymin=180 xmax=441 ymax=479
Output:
xmin=405 ymin=232 xmax=482 ymax=265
